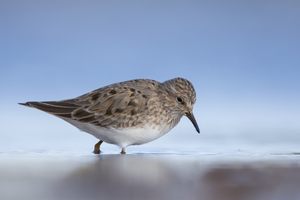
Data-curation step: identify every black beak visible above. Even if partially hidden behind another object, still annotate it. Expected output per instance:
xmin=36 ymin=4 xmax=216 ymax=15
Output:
xmin=186 ymin=112 xmax=200 ymax=133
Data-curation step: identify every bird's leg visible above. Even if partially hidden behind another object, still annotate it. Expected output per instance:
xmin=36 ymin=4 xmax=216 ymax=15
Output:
xmin=120 ymin=147 xmax=126 ymax=154
xmin=93 ymin=140 xmax=103 ymax=154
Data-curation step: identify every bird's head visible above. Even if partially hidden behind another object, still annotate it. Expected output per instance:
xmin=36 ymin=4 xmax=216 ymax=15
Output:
xmin=162 ymin=77 xmax=200 ymax=133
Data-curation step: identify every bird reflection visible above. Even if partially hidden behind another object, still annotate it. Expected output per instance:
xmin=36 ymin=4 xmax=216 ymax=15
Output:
xmin=50 ymin=155 xmax=300 ymax=200
xmin=56 ymin=155 xmax=190 ymax=200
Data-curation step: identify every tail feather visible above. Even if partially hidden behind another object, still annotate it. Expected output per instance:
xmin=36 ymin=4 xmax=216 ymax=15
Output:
xmin=19 ymin=101 xmax=78 ymax=118
xmin=18 ymin=102 xmax=31 ymax=106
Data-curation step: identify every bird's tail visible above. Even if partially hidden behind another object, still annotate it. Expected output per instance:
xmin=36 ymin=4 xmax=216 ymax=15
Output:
xmin=18 ymin=101 xmax=78 ymax=118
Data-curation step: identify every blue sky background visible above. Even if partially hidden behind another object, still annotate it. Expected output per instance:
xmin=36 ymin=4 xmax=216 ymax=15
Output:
xmin=0 ymin=0 xmax=299 ymax=152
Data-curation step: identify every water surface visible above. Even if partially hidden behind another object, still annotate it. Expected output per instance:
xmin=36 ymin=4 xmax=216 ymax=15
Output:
xmin=1 ymin=149 xmax=300 ymax=200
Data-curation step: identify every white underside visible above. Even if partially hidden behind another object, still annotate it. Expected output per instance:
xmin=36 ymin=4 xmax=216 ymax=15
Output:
xmin=63 ymin=118 xmax=172 ymax=148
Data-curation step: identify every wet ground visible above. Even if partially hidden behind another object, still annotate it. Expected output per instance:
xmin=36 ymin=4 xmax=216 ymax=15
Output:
xmin=1 ymin=149 xmax=300 ymax=200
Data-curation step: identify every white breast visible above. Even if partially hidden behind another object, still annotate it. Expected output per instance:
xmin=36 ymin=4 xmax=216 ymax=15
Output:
xmin=63 ymin=118 xmax=172 ymax=148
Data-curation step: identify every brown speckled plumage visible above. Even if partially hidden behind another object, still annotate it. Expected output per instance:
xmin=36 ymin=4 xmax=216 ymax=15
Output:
xmin=20 ymin=77 xmax=199 ymax=154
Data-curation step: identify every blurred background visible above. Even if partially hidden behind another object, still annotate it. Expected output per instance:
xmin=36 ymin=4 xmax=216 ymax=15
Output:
xmin=0 ymin=0 xmax=299 ymax=153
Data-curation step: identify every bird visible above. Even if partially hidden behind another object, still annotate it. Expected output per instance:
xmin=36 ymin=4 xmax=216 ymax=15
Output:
xmin=19 ymin=77 xmax=200 ymax=154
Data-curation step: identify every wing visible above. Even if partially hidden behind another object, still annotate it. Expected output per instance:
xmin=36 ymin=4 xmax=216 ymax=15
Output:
xmin=21 ymin=79 xmax=160 ymax=128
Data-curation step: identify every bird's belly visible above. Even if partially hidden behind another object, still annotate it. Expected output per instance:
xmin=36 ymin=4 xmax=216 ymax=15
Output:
xmin=93 ymin=126 xmax=169 ymax=147
xmin=64 ymin=118 xmax=171 ymax=147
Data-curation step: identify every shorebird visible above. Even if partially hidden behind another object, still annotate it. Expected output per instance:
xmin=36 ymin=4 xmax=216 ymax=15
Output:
xmin=20 ymin=77 xmax=199 ymax=154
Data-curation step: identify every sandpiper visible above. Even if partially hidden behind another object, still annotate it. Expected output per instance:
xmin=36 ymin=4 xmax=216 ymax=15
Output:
xmin=20 ymin=77 xmax=200 ymax=154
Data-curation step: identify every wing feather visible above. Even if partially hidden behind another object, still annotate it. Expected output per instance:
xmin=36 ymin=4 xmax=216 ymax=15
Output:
xmin=21 ymin=79 xmax=161 ymax=128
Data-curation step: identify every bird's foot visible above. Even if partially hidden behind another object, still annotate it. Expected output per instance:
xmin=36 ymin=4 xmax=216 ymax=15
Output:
xmin=93 ymin=140 xmax=103 ymax=154
xmin=93 ymin=149 xmax=101 ymax=154
xmin=120 ymin=148 xmax=126 ymax=154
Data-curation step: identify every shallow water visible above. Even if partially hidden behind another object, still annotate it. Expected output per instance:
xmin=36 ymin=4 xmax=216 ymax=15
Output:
xmin=1 ymin=150 xmax=300 ymax=200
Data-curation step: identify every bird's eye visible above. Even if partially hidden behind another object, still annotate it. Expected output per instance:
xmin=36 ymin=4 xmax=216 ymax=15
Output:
xmin=176 ymin=97 xmax=184 ymax=104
